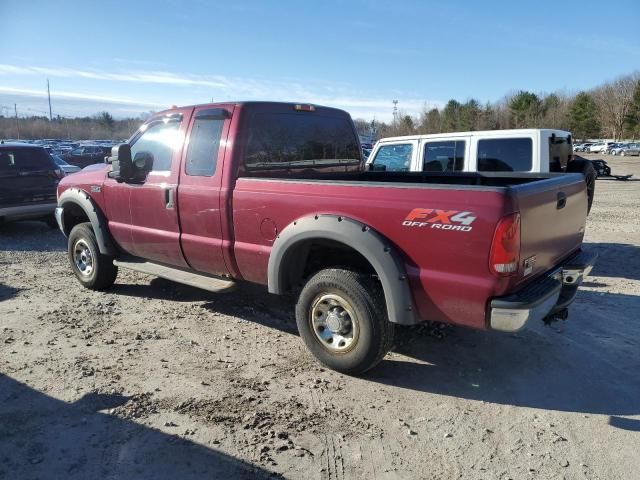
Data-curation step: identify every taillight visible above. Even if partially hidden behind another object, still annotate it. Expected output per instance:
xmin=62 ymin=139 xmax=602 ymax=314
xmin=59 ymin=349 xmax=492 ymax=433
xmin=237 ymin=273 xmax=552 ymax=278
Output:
xmin=490 ymin=213 xmax=521 ymax=276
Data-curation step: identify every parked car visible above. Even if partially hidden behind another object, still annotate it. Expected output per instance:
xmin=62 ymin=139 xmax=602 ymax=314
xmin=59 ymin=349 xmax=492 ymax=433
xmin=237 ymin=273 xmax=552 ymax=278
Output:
xmin=587 ymin=142 xmax=615 ymax=153
xmin=0 ymin=142 xmax=62 ymax=226
xmin=574 ymin=143 xmax=592 ymax=152
xmin=55 ymin=102 xmax=596 ymax=375
xmin=620 ymin=143 xmax=640 ymax=156
xmin=366 ymin=129 xmax=597 ymax=212
xmin=62 ymin=145 xmax=112 ymax=168
xmin=610 ymin=143 xmax=630 ymax=155
xmin=51 ymin=154 xmax=82 ymax=175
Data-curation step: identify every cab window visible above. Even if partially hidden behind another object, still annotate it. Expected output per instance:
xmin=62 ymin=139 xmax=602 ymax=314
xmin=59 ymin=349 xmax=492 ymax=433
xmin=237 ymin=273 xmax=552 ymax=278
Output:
xmin=371 ymin=144 xmax=412 ymax=172
xmin=130 ymin=119 xmax=182 ymax=172
xmin=477 ymin=138 xmax=532 ymax=172
xmin=423 ymin=140 xmax=465 ymax=172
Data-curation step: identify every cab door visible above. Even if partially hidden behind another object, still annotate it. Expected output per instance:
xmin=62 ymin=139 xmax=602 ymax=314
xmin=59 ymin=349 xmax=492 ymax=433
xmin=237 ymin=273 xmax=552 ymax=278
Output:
xmin=177 ymin=105 xmax=234 ymax=275
xmin=127 ymin=109 xmax=192 ymax=267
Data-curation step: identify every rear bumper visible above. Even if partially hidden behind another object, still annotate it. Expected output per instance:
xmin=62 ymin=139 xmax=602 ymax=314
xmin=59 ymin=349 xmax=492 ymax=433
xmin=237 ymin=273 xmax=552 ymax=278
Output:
xmin=488 ymin=249 xmax=597 ymax=332
xmin=0 ymin=203 xmax=56 ymax=221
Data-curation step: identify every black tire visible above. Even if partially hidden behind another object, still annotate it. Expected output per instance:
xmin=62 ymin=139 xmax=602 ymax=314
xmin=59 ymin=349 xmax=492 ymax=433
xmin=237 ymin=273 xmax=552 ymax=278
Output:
xmin=567 ymin=158 xmax=596 ymax=214
xmin=68 ymin=222 xmax=118 ymax=290
xmin=295 ymin=268 xmax=394 ymax=375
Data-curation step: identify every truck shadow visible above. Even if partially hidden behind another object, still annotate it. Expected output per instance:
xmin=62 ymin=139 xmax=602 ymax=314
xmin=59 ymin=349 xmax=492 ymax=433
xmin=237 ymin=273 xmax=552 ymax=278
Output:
xmin=0 ymin=283 xmax=20 ymax=301
xmin=111 ymin=279 xmax=298 ymax=335
xmin=369 ymin=288 xmax=640 ymax=418
xmin=585 ymin=242 xmax=640 ymax=281
xmin=0 ymin=374 xmax=278 ymax=479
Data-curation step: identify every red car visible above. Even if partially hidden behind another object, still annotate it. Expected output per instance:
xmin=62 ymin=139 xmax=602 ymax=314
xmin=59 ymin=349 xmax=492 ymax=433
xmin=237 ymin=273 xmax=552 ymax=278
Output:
xmin=55 ymin=102 xmax=596 ymax=374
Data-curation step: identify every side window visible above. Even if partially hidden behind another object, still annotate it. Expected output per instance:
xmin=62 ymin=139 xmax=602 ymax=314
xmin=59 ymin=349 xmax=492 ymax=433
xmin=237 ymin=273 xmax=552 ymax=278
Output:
xmin=423 ymin=140 xmax=465 ymax=172
xmin=371 ymin=144 xmax=412 ymax=172
xmin=477 ymin=138 xmax=532 ymax=172
xmin=130 ymin=120 xmax=182 ymax=172
xmin=71 ymin=148 xmax=83 ymax=155
xmin=185 ymin=116 xmax=224 ymax=176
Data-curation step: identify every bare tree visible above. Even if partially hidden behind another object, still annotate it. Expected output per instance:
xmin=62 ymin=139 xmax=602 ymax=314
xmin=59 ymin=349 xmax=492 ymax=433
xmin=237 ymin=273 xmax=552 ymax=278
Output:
xmin=592 ymin=72 xmax=639 ymax=139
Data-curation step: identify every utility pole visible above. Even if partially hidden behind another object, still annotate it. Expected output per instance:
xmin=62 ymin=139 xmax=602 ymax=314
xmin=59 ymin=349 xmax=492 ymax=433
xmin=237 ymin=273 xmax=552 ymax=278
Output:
xmin=392 ymin=100 xmax=399 ymax=123
xmin=47 ymin=79 xmax=53 ymax=121
xmin=14 ymin=104 xmax=20 ymax=139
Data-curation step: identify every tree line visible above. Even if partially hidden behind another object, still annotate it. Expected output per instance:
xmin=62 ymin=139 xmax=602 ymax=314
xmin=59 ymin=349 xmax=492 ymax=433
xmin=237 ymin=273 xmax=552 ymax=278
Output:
xmin=0 ymin=111 xmax=147 ymax=140
xmin=356 ymin=71 xmax=640 ymax=141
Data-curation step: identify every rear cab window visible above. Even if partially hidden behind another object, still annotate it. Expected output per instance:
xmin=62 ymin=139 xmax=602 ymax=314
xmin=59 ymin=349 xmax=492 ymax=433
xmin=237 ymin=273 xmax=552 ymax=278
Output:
xmin=371 ymin=143 xmax=413 ymax=172
xmin=423 ymin=140 xmax=465 ymax=172
xmin=243 ymin=109 xmax=361 ymax=176
xmin=477 ymin=138 xmax=533 ymax=172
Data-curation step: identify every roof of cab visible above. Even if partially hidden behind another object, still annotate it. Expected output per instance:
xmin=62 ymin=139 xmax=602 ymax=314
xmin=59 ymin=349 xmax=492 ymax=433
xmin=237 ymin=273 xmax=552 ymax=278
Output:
xmin=377 ymin=129 xmax=571 ymax=143
xmin=154 ymin=101 xmax=350 ymax=117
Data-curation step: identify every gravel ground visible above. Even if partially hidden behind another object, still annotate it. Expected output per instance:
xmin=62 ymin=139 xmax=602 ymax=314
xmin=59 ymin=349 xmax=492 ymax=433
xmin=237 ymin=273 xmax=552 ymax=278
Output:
xmin=1 ymin=154 xmax=639 ymax=479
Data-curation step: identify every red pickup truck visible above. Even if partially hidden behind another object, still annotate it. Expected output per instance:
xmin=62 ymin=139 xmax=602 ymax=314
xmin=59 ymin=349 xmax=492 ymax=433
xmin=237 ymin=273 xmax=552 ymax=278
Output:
xmin=55 ymin=102 xmax=596 ymax=374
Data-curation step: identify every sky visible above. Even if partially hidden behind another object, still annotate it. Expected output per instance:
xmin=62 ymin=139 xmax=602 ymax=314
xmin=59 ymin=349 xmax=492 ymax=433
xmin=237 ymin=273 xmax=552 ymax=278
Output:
xmin=1 ymin=0 xmax=639 ymax=122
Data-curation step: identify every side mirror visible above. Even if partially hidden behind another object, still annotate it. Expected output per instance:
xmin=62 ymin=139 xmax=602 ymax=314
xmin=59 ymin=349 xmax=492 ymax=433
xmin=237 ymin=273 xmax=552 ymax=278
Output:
xmin=108 ymin=144 xmax=133 ymax=182
xmin=369 ymin=163 xmax=387 ymax=172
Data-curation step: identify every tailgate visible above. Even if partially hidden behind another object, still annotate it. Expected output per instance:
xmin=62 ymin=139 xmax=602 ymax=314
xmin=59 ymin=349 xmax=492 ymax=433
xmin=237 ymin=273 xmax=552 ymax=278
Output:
xmin=513 ymin=173 xmax=587 ymax=285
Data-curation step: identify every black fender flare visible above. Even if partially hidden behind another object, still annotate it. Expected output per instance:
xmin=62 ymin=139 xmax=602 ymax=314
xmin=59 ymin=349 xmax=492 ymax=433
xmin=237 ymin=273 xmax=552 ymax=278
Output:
xmin=57 ymin=188 xmax=116 ymax=256
xmin=268 ymin=214 xmax=418 ymax=325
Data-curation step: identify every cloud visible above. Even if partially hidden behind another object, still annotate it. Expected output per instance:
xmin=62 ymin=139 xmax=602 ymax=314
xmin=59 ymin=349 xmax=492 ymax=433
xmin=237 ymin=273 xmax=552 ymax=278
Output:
xmin=0 ymin=63 xmax=441 ymax=120
xmin=0 ymin=86 xmax=161 ymax=108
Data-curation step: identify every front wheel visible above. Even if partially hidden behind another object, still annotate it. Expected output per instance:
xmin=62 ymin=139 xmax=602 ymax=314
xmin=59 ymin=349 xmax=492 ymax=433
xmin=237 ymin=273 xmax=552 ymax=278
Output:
xmin=295 ymin=269 xmax=394 ymax=375
xmin=68 ymin=222 xmax=118 ymax=290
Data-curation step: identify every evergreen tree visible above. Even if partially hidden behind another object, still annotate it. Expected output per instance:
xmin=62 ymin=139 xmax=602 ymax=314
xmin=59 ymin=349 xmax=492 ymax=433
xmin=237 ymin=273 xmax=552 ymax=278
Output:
xmin=567 ymin=92 xmax=600 ymax=139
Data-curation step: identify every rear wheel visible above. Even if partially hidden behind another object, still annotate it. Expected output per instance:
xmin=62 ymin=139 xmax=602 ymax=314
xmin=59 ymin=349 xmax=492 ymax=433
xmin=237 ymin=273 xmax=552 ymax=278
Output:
xmin=68 ymin=222 xmax=118 ymax=290
xmin=567 ymin=159 xmax=596 ymax=214
xmin=295 ymin=269 xmax=394 ymax=375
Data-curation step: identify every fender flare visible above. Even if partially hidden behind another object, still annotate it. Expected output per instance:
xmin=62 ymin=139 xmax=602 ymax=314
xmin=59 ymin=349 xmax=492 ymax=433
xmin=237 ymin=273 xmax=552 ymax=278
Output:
xmin=268 ymin=214 xmax=418 ymax=325
xmin=57 ymin=188 xmax=116 ymax=256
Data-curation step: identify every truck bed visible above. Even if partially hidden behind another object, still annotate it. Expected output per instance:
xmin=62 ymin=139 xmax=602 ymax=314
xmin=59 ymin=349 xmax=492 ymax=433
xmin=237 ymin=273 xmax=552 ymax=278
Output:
xmin=232 ymin=170 xmax=588 ymax=328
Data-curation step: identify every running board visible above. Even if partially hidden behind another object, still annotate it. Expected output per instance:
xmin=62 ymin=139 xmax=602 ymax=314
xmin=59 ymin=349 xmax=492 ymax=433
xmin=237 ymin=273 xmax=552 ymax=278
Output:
xmin=113 ymin=259 xmax=235 ymax=293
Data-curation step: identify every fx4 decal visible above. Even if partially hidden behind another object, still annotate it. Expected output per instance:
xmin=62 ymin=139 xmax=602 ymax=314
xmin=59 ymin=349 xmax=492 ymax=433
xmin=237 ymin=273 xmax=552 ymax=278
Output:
xmin=402 ymin=208 xmax=477 ymax=232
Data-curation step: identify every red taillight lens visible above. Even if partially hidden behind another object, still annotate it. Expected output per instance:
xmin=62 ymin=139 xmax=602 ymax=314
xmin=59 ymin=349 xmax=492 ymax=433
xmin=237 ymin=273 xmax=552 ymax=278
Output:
xmin=490 ymin=213 xmax=521 ymax=276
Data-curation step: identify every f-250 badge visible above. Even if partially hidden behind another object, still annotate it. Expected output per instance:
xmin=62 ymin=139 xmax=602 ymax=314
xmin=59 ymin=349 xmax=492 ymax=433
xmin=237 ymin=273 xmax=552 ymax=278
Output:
xmin=402 ymin=208 xmax=476 ymax=232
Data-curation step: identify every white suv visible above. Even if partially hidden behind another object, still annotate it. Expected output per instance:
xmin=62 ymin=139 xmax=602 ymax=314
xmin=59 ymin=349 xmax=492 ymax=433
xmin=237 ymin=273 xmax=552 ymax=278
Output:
xmin=366 ymin=128 xmax=596 ymax=212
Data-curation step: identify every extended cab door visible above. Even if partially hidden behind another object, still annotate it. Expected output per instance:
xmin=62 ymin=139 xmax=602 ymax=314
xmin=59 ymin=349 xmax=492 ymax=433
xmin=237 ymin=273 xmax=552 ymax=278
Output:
xmin=126 ymin=109 xmax=192 ymax=267
xmin=176 ymin=105 xmax=234 ymax=276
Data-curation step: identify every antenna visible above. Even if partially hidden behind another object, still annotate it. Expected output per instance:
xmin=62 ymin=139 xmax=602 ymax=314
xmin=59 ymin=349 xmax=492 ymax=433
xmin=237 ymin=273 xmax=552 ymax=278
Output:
xmin=47 ymin=79 xmax=53 ymax=121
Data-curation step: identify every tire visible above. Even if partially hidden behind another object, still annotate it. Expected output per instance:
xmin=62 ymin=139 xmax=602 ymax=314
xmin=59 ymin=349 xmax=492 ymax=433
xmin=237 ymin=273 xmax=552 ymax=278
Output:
xmin=295 ymin=268 xmax=394 ymax=375
xmin=621 ymin=151 xmax=626 ymax=157
xmin=567 ymin=159 xmax=596 ymax=214
xmin=68 ymin=222 xmax=118 ymax=290
xmin=604 ymin=166 xmax=612 ymax=176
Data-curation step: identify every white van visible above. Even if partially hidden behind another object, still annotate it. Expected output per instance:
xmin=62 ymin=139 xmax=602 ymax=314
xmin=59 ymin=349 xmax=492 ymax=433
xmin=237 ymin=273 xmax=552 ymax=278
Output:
xmin=366 ymin=128 xmax=596 ymax=211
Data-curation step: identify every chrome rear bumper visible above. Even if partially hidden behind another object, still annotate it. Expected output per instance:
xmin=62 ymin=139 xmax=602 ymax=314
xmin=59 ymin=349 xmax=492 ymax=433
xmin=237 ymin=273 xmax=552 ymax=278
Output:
xmin=488 ymin=249 xmax=598 ymax=332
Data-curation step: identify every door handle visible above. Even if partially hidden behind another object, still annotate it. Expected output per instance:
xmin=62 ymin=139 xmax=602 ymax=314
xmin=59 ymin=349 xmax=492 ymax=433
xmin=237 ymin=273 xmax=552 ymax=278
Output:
xmin=165 ymin=187 xmax=175 ymax=209
xmin=557 ymin=191 xmax=566 ymax=209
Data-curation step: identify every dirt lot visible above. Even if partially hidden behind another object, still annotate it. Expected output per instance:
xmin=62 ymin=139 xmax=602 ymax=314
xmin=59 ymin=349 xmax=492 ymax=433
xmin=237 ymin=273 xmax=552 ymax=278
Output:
xmin=1 ymin=154 xmax=639 ymax=480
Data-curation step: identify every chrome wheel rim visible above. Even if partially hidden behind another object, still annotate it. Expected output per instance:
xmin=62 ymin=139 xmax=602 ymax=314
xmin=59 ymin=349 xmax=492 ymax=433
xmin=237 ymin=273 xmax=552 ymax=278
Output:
xmin=73 ymin=239 xmax=94 ymax=277
xmin=310 ymin=293 xmax=359 ymax=352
